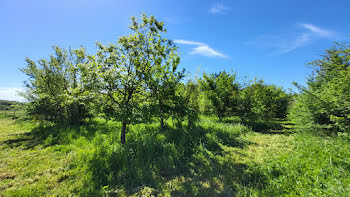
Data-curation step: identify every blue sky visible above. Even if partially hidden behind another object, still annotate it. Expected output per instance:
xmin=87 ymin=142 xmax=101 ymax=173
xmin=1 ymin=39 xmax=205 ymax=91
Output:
xmin=1 ymin=0 xmax=349 ymax=101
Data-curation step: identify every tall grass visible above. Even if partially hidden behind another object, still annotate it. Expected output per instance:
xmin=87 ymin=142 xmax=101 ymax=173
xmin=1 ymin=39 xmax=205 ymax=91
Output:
xmin=1 ymin=115 xmax=349 ymax=196
xmin=1 ymin=116 xmax=251 ymax=196
xmin=260 ymin=133 xmax=349 ymax=196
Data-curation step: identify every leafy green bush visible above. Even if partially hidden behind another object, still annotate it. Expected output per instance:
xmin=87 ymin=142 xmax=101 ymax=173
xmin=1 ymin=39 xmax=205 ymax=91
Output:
xmin=21 ymin=47 xmax=93 ymax=124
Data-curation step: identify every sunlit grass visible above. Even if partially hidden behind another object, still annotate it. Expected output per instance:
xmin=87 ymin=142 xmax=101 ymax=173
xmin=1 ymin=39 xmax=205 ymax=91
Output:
xmin=0 ymin=116 xmax=349 ymax=196
xmin=0 ymin=118 xmax=71 ymax=196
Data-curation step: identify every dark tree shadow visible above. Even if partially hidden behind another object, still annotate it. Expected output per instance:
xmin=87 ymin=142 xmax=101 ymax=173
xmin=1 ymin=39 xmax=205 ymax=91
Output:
xmin=170 ymin=162 xmax=267 ymax=197
xmin=212 ymin=116 xmax=294 ymax=135
xmin=84 ymin=123 xmax=264 ymax=196
xmin=241 ymin=118 xmax=294 ymax=135
xmin=0 ymin=119 xmax=117 ymax=149
xmin=1 ymin=118 xmax=269 ymax=196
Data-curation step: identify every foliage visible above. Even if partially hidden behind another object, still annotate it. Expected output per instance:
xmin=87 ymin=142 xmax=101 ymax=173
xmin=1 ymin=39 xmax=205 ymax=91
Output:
xmin=11 ymin=12 xmax=350 ymax=197
xmin=89 ymin=14 xmax=184 ymax=143
xmin=20 ymin=47 xmax=93 ymax=124
xmin=240 ymin=79 xmax=291 ymax=120
xmin=201 ymin=71 xmax=239 ymax=120
xmin=20 ymin=15 xmax=186 ymax=144
xmin=172 ymin=80 xmax=200 ymax=128
xmin=18 ymin=14 xmax=293 ymax=145
xmin=289 ymin=42 xmax=350 ymax=133
xmin=144 ymin=20 xmax=184 ymax=129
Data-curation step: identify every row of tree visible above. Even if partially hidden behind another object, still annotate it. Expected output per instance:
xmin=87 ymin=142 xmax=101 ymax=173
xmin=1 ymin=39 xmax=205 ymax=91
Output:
xmin=21 ymin=15 xmax=291 ymax=144
xmin=200 ymin=72 xmax=291 ymax=121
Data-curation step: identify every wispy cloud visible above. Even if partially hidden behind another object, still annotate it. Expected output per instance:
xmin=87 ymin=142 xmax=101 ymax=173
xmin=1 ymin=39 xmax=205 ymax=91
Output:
xmin=274 ymin=33 xmax=311 ymax=55
xmin=209 ymin=3 xmax=230 ymax=14
xmin=174 ymin=39 xmax=227 ymax=58
xmin=301 ymin=23 xmax=335 ymax=38
xmin=0 ymin=87 xmax=23 ymax=102
xmin=174 ymin=40 xmax=204 ymax=46
xmin=246 ymin=23 xmax=338 ymax=55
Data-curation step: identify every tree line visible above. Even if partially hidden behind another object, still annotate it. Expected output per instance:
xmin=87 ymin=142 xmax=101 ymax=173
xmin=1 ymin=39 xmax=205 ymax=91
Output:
xmin=21 ymin=15 xmax=318 ymax=144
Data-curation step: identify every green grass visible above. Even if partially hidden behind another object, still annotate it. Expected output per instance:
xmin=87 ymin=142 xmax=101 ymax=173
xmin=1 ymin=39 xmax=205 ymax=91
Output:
xmin=0 ymin=118 xmax=80 ymax=196
xmin=233 ymin=132 xmax=350 ymax=196
xmin=0 ymin=116 xmax=349 ymax=196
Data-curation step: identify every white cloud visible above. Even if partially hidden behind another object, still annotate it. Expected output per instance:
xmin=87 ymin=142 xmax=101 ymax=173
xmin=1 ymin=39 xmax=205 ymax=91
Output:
xmin=190 ymin=45 xmax=227 ymax=58
xmin=173 ymin=39 xmax=205 ymax=46
xmin=301 ymin=23 xmax=335 ymax=38
xmin=246 ymin=23 xmax=338 ymax=55
xmin=174 ymin=39 xmax=227 ymax=58
xmin=0 ymin=88 xmax=24 ymax=102
xmin=209 ymin=3 xmax=230 ymax=14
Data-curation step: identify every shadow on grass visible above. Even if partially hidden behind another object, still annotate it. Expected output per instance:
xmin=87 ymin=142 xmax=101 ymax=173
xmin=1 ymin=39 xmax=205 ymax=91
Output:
xmin=211 ymin=116 xmax=294 ymax=135
xmin=169 ymin=162 xmax=267 ymax=196
xmin=1 ymin=118 xmax=268 ymax=196
xmin=1 ymin=133 xmax=32 ymax=149
xmin=1 ymin=119 xmax=117 ymax=149
xmin=82 ymin=123 xmax=263 ymax=196
xmin=242 ymin=119 xmax=294 ymax=135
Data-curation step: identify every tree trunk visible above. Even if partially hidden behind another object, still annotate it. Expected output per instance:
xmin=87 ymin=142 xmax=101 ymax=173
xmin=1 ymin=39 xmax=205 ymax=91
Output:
xmin=159 ymin=101 xmax=165 ymax=130
xmin=160 ymin=117 xmax=165 ymax=130
xmin=121 ymin=121 xmax=127 ymax=144
xmin=218 ymin=113 xmax=223 ymax=122
xmin=177 ymin=118 xmax=182 ymax=129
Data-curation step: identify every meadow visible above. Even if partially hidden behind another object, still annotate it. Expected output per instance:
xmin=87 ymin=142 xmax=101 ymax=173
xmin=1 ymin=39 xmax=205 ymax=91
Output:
xmin=1 ymin=14 xmax=349 ymax=197
xmin=1 ymin=113 xmax=349 ymax=196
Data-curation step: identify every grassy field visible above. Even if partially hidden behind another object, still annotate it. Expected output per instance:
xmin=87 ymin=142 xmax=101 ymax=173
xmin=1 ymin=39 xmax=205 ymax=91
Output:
xmin=0 ymin=116 xmax=349 ymax=196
